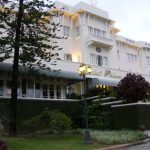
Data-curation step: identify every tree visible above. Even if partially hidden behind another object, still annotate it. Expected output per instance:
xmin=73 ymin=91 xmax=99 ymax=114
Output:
xmin=0 ymin=0 xmax=63 ymax=136
xmin=117 ymin=73 xmax=149 ymax=103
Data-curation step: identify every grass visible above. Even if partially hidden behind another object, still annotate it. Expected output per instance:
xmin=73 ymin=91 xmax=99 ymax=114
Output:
xmin=1 ymin=134 xmax=105 ymax=150
xmin=90 ymin=130 xmax=146 ymax=145
xmin=0 ymin=130 xmax=146 ymax=149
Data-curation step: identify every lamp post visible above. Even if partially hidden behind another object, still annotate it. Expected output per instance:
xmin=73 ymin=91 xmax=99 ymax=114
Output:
xmin=78 ymin=63 xmax=92 ymax=144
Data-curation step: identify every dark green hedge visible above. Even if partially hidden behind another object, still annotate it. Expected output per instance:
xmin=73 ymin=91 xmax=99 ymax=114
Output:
xmin=112 ymin=104 xmax=150 ymax=130
xmin=0 ymin=99 xmax=84 ymax=131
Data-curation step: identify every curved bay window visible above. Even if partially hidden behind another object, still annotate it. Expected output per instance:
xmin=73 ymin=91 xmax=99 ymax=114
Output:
xmin=35 ymin=83 xmax=41 ymax=98
xmin=56 ymin=85 xmax=61 ymax=99
xmin=43 ymin=84 xmax=48 ymax=98
xmin=49 ymin=84 xmax=54 ymax=99
xmin=27 ymin=80 xmax=34 ymax=97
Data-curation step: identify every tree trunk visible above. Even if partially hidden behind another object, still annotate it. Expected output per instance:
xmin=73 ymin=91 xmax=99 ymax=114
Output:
xmin=9 ymin=0 xmax=24 ymax=137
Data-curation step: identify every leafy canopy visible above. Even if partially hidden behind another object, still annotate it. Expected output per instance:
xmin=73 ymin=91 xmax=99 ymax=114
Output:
xmin=0 ymin=0 xmax=63 ymax=69
xmin=117 ymin=73 xmax=149 ymax=103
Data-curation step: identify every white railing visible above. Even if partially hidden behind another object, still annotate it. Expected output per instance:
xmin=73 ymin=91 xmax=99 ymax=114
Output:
xmin=0 ymin=96 xmax=79 ymax=101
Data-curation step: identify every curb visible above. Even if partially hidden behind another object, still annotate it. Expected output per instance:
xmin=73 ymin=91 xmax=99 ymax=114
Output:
xmin=94 ymin=138 xmax=150 ymax=150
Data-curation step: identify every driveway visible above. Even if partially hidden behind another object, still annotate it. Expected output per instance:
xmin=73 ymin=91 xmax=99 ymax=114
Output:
xmin=122 ymin=141 xmax=150 ymax=150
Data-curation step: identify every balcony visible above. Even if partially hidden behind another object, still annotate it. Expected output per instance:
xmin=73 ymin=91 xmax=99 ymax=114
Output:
xmin=86 ymin=33 xmax=113 ymax=47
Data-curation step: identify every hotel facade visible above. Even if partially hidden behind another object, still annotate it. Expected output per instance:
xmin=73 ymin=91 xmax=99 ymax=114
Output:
xmin=0 ymin=1 xmax=150 ymax=100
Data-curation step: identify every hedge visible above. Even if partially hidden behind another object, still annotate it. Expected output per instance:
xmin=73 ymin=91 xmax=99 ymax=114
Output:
xmin=112 ymin=103 xmax=150 ymax=130
xmin=0 ymin=99 xmax=84 ymax=132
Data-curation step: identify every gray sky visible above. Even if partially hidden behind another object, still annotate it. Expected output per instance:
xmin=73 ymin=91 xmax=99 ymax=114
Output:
xmin=56 ymin=0 xmax=150 ymax=42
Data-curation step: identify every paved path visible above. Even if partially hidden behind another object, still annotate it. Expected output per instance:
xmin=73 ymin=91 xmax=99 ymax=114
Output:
xmin=122 ymin=141 xmax=150 ymax=150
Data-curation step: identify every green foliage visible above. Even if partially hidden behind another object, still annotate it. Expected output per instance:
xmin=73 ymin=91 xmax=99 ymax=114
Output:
xmin=90 ymin=130 xmax=146 ymax=144
xmin=0 ymin=99 xmax=83 ymax=132
xmin=112 ymin=104 xmax=150 ymax=130
xmin=49 ymin=110 xmax=72 ymax=133
xmin=0 ymin=0 xmax=63 ymax=68
xmin=107 ymin=87 xmax=117 ymax=97
xmin=117 ymin=73 xmax=150 ymax=103
xmin=23 ymin=116 xmax=39 ymax=136
xmin=2 ymin=134 xmax=104 ymax=150
xmin=23 ymin=109 xmax=72 ymax=135
xmin=37 ymin=108 xmax=51 ymax=130
xmin=0 ymin=101 xmax=9 ymax=133
xmin=89 ymin=101 xmax=113 ymax=130
xmin=0 ymin=0 xmax=64 ymax=136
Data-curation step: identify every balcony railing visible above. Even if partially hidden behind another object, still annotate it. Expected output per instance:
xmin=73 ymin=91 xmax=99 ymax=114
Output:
xmin=86 ymin=33 xmax=113 ymax=47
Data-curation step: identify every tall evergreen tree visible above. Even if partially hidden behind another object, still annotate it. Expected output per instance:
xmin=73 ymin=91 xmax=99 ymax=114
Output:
xmin=0 ymin=0 xmax=63 ymax=136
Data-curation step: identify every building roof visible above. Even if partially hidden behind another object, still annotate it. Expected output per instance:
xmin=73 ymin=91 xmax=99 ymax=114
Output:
xmin=0 ymin=62 xmax=83 ymax=81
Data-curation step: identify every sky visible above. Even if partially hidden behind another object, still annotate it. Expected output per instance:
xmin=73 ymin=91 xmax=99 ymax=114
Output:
xmin=55 ymin=0 xmax=150 ymax=42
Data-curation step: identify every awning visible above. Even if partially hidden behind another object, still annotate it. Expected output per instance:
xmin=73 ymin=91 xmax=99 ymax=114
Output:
xmin=88 ymin=76 xmax=120 ymax=87
xmin=0 ymin=62 xmax=83 ymax=81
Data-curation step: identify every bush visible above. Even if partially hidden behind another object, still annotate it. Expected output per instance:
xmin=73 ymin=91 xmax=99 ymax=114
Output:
xmin=0 ymin=99 xmax=83 ymax=133
xmin=23 ymin=116 xmax=39 ymax=136
xmin=23 ymin=109 xmax=72 ymax=135
xmin=117 ymin=73 xmax=149 ymax=103
xmin=49 ymin=110 xmax=72 ymax=133
xmin=90 ymin=130 xmax=146 ymax=144
xmin=89 ymin=101 xmax=113 ymax=130
xmin=38 ymin=108 xmax=51 ymax=130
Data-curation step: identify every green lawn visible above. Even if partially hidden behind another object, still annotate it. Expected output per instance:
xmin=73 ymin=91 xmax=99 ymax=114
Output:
xmin=1 ymin=134 xmax=105 ymax=150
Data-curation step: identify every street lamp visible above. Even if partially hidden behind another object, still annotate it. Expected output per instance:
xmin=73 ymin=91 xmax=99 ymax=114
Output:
xmin=78 ymin=63 xmax=92 ymax=144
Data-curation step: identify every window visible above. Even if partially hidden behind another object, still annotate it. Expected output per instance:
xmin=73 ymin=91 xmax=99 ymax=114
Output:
xmin=63 ymin=26 xmax=70 ymax=37
xmin=97 ymin=55 xmax=103 ymax=66
xmin=6 ymin=80 xmax=11 ymax=96
xmin=35 ymin=83 xmax=41 ymax=98
xmin=100 ymin=30 xmax=106 ymax=37
xmin=88 ymin=26 xmax=106 ymax=38
xmin=127 ymin=53 xmax=137 ymax=62
xmin=64 ymin=53 xmax=72 ymax=61
xmin=49 ymin=84 xmax=54 ymax=99
xmin=90 ymin=53 xmax=108 ymax=66
xmin=0 ymin=80 xmax=3 ymax=96
xmin=76 ymin=26 xmax=80 ymax=37
xmin=103 ymin=56 xmax=108 ymax=66
xmin=56 ymin=85 xmax=61 ymax=99
xmin=146 ymin=56 xmax=150 ymax=65
xmin=90 ymin=54 xmax=97 ymax=65
xmin=88 ymin=26 xmax=93 ymax=34
xmin=27 ymin=80 xmax=34 ymax=97
xmin=22 ymin=78 xmax=26 ymax=97
xmin=94 ymin=28 xmax=100 ymax=36
xmin=43 ymin=84 xmax=48 ymax=98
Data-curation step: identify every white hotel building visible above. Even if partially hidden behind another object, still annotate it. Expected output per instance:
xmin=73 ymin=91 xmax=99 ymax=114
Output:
xmin=0 ymin=1 xmax=150 ymax=100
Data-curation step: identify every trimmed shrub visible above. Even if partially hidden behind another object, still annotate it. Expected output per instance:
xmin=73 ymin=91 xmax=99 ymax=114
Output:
xmin=38 ymin=108 xmax=51 ymax=130
xmin=89 ymin=101 xmax=113 ymax=129
xmin=0 ymin=99 xmax=84 ymax=133
xmin=117 ymin=73 xmax=149 ymax=103
xmin=49 ymin=110 xmax=72 ymax=133
xmin=23 ymin=116 xmax=39 ymax=136
xmin=23 ymin=109 xmax=72 ymax=135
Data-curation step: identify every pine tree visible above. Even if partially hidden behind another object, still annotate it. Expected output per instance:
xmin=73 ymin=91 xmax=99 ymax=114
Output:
xmin=0 ymin=0 xmax=63 ymax=136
